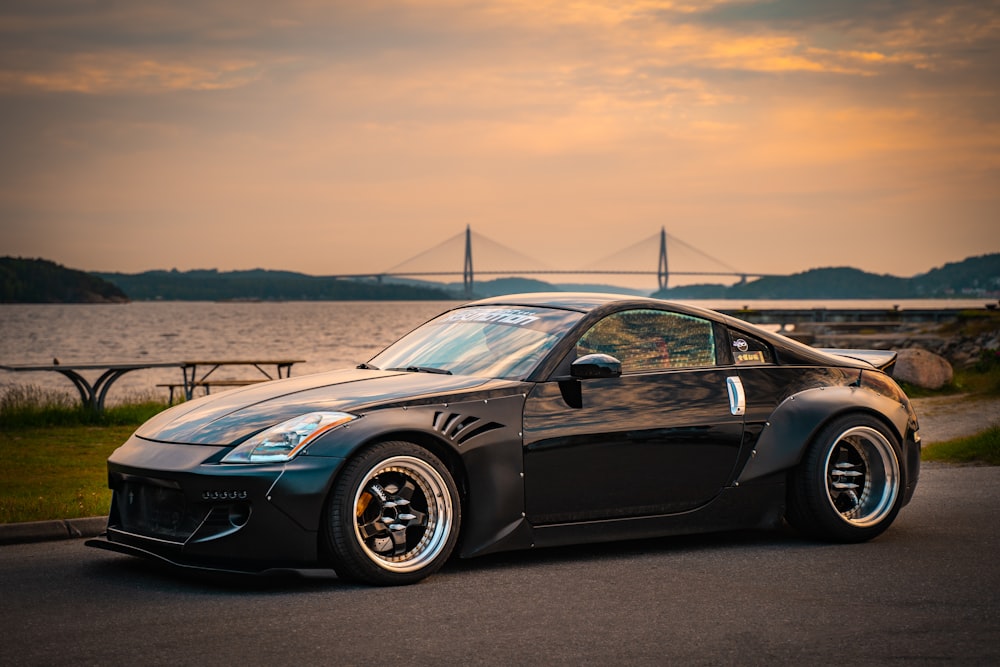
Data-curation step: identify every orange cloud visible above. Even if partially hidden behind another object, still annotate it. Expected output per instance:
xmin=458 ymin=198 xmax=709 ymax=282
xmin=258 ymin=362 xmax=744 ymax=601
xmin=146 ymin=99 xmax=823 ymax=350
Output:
xmin=0 ymin=0 xmax=996 ymax=281
xmin=0 ymin=53 xmax=262 ymax=94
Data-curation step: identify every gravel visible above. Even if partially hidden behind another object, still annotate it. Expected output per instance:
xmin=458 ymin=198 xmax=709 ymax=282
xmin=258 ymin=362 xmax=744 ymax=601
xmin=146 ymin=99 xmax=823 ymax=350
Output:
xmin=910 ymin=394 xmax=1000 ymax=443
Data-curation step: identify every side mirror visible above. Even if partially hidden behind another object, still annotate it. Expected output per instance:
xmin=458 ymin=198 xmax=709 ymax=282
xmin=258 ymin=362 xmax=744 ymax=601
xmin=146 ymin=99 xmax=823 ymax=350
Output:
xmin=571 ymin=353 xmax=622 ymax=379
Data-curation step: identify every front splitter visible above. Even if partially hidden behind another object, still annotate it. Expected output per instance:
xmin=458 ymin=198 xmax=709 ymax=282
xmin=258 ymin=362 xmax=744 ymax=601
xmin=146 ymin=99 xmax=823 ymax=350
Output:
xmin=85 ymin=536 xmax=335 ymax=578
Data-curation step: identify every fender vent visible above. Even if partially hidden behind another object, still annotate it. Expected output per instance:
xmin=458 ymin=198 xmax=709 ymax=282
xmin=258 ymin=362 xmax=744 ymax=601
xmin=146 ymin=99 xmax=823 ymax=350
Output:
xmin=432 ymin=411 xmax=504 ymax=445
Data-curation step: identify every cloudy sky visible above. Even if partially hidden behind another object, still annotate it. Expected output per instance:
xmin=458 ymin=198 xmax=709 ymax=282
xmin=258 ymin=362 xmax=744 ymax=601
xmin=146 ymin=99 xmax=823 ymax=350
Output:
xmin=1 ymin=0 xmax=998 ymax=289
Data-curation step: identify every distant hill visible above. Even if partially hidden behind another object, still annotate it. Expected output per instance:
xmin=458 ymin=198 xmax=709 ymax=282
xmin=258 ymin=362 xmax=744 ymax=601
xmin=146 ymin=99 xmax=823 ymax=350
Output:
xmin=470 ymin=277 xmax=557 ymax=297
xmin=731 ymin=267 xmax=911 ymax=299
xmin=95 ymin=268 xmax=454 ymax=301
xmin=555 ymin=282 xmax=649 ymax=297
xmin=654 ymin=254 xmax=1000 ymax=300
xmin=441 ymin=277 xmax=649 ymax=297
xmin=4 ymin=253 xmax=997 ymax=304
xmin=911 ymin=254 xmax=1000 ymax=296
xmin=1 ymin=257 xmax=128 ymax=303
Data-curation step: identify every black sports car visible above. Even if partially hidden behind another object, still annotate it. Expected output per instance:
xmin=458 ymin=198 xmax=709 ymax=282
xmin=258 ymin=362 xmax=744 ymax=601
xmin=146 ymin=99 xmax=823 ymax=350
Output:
xmin=87 ymin=293 xmax=920 ymax=585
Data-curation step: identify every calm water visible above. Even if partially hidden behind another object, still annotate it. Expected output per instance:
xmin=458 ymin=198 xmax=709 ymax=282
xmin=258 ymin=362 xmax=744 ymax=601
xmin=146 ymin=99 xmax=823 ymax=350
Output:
xmin=0 ymin=301 xmax=449 ymax=402
xmin=0 ymin=298 xmax=992 ymax=403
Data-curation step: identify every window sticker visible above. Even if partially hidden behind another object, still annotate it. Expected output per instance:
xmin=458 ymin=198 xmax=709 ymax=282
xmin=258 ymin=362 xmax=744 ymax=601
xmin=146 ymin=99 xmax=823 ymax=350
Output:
xmin=442 ymin=308 xmax=540 ymax=326
xmin=729 ymin=330 xmax=773 ymax=365
xmin=735 ymin=351 xmax=766 ymax=364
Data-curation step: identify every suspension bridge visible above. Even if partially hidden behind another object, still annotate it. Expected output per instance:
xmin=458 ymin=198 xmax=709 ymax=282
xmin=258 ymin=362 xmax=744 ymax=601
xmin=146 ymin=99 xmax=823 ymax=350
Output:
xmin=335 ymin=226 xmax=781 ymax=298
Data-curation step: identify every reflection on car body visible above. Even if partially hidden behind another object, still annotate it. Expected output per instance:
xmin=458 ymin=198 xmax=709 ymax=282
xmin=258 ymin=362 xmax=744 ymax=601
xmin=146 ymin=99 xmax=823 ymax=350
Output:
xmin=87 ymin=293 xmax=920 ymax=586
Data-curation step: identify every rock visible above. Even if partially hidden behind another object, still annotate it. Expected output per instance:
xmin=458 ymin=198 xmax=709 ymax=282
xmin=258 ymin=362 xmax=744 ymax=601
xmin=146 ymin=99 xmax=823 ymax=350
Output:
xmin=892 ymin=348 xmax=954 ymax=389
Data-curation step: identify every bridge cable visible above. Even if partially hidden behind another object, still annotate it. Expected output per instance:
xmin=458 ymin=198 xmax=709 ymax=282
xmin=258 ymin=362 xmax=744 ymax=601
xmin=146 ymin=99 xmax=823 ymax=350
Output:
xmin=382 ymin=229 xmax=466 ymax=274
xmin=468 ymin=230 xmax=554 ymax=271
xmin=582 ymin=231 xmax=662 ymax=270
xmin=665 ymin=232 xmax=743 ymax=275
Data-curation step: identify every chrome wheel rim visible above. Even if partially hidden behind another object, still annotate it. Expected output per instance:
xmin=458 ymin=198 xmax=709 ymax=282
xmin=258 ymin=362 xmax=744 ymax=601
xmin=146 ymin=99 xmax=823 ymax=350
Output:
xmin=824 ymin=426 xmax=899 ymax=527
xmin=352 ymin=455 xmax=453 ymax=573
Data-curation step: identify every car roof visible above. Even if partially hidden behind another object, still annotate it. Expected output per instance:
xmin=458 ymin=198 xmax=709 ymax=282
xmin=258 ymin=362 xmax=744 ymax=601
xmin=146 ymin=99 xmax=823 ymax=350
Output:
xmin=468 ymin=292 xmax=667 ymax=313
xmin=466 ymin=292 xmax=726 ymax=320
xmin=465 ymin=292 xmax=873 ymax=370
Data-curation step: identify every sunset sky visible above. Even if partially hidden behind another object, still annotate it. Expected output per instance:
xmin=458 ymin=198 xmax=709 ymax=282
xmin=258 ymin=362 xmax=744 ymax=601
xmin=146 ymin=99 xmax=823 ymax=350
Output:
xmin=1 ymin=0 xmax=998 ymax=289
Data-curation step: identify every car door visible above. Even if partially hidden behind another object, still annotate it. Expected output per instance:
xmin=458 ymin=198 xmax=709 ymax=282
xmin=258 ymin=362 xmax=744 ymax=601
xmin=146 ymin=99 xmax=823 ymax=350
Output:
xmin=522 ymin=308 xmax=746 ymax=525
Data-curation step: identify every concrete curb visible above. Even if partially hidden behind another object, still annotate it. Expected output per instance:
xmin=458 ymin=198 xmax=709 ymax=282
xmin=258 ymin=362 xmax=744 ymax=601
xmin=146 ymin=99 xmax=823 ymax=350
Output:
xmin=0 ymin=516 xmax=106 ymax=546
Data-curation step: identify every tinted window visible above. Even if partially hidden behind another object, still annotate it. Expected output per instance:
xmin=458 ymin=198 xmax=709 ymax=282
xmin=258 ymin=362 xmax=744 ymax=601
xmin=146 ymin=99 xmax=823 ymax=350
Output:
xmin=577 ymin=309 xmax=716 ymax=372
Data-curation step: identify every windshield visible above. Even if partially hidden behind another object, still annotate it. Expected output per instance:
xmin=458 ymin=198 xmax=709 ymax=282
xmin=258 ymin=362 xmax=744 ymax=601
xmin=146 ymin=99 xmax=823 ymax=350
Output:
xmin=369 ymin=306 xmax=584 ymax=379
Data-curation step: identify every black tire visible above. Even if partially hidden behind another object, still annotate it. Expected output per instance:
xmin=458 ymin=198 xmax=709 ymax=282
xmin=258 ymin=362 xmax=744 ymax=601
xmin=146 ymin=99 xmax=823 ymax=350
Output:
xmin=323 ymin=441 xmax=461 ymax=586
xmin=787 ymin=414 xmax=903 ymax=543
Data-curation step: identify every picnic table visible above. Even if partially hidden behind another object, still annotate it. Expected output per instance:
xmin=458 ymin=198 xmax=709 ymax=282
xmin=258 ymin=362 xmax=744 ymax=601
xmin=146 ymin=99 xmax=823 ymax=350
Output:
xmin=0 ymin=361 xmax=184 ymax=413
xmin=0 ymin=359 xmax=305 ymax=412
xmin=167 ymin=359 xmax=304 ymax=404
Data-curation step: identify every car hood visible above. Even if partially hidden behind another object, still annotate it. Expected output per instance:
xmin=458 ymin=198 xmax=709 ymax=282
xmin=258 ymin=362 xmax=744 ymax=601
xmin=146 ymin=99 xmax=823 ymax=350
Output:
xmin=135 ymin=368 xmax=495 ymax=446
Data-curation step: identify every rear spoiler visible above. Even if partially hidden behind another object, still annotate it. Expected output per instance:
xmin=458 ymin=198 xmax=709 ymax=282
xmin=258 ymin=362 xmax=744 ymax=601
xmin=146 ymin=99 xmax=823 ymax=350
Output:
xmin=817 ymin=348 xmax=897 ymax=374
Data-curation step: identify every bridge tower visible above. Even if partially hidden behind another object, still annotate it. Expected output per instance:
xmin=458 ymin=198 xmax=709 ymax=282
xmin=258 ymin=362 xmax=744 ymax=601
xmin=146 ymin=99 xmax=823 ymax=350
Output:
xmin=657 ymin=226 xmax=668 ymax=291
xmin=463 ymin=224 xmax=474 ymax=299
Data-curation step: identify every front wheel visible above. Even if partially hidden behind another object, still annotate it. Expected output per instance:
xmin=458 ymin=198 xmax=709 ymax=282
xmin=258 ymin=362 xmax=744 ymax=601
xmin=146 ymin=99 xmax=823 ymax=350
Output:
xmin=323 ymin=441 xmax=461 ymax=585
xmin=787 ymin=414 xmax=903 ymax=543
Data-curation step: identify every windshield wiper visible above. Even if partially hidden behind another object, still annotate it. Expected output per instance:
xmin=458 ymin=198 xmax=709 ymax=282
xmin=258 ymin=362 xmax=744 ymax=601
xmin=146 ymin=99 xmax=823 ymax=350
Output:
xmin=356 ymin=362 xmax=380 ymax=370
xmin=388 ymin=366 xmax=452 ymax=375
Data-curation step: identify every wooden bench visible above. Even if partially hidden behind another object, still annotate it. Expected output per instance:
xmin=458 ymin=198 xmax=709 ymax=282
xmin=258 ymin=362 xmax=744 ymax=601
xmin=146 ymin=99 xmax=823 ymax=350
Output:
xmin=158 ymin=379 xmax=268 ymax=405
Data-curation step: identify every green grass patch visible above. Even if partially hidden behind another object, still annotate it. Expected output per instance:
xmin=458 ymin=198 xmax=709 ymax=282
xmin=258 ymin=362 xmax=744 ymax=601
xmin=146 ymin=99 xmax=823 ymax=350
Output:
xmin=0 ymin=424 xmax=136 ymax=523
xmin=0 ymin=385 xmax=168 ymax=428
xmin=0 ymin=385 xmax=171 ymax=523
xmin=922 ymin=425 xmax=1000 ymax=466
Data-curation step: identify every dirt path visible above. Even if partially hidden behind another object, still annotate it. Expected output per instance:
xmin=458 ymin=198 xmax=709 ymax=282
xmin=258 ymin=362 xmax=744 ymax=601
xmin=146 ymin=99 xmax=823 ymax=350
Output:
xmin=910 ymin=394 xmax=1000 ymax=444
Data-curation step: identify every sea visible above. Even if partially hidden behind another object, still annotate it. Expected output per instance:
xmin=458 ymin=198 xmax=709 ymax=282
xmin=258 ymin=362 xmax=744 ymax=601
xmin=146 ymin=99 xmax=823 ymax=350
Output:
xmin=1 ymin=298 xmax=994 ymax=403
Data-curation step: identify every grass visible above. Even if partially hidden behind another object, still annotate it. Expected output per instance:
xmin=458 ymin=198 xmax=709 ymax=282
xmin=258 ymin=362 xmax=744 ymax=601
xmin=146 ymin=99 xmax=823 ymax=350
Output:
xmin=0 ymin=424 xmax=135 ymax=523
xmin=922 ymin=426 xmax=1000 ymax=466
xmin=0 ymin=385 xmax=171 ymax=524
xmin=0 ymin=385 xmax=167 ymax=427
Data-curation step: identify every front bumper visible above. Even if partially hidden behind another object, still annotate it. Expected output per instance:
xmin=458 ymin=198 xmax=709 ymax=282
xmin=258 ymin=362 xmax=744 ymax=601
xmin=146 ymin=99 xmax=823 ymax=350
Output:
xmin=86 ymin=434 xmax=346 ymax=572
xmin=902 ymin=429 xmax=920 ymax=507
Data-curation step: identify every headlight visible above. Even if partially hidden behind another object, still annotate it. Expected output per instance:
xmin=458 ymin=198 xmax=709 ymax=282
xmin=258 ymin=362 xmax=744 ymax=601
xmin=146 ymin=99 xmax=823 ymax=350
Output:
xmin=221 ymin=411 xmax=357 ymax=464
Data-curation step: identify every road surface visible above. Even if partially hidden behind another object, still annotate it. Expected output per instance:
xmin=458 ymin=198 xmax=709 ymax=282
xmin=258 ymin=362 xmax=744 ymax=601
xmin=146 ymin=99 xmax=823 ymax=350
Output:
xmin=1 ymin=463 xmax=997 ymax=666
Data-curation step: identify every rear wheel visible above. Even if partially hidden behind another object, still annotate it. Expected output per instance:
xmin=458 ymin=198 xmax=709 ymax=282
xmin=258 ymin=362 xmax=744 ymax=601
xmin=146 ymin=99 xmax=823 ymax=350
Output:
xmin=787 ymin=414 xmax=903 ymax=542
xmin=324 ymin=441 xmax=460 ymax=585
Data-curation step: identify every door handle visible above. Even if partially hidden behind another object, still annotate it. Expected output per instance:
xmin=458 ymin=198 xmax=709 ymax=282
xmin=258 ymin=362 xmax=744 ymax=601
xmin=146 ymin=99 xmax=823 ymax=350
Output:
xmin=726 ymin=376 xmax=746 ymax=416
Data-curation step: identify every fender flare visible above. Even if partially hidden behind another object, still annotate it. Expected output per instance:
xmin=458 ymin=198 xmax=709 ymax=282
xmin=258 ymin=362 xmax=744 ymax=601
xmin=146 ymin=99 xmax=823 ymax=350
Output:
xmin=303 ymin=393 xmax=530 ymax=558
xmin=736 ymin=384 xmax=913 ymax=485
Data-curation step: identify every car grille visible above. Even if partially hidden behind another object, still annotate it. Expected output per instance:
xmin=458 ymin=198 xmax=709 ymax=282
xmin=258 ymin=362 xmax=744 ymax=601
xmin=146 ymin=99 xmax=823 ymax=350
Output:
xmin=115 ymin=481 xmax=208 ymax=542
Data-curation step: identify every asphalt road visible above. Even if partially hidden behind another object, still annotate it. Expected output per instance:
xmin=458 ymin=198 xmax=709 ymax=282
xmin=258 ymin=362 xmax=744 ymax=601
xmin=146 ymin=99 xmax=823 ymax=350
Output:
xmin=1 ymin=463 xmax=997 ymax=666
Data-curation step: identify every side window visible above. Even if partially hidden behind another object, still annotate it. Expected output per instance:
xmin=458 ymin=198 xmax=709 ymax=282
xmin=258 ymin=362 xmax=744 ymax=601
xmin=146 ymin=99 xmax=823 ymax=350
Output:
xmin=577 ymin=309 xmax=716 ymax=373
xmin=729 ymin=329 xmax=774 ymax=365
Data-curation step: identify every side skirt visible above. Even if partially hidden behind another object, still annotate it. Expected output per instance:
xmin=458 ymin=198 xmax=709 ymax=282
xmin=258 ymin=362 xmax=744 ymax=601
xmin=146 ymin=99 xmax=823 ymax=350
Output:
xmin=529 ymin=481 xmax=786 ymax=550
